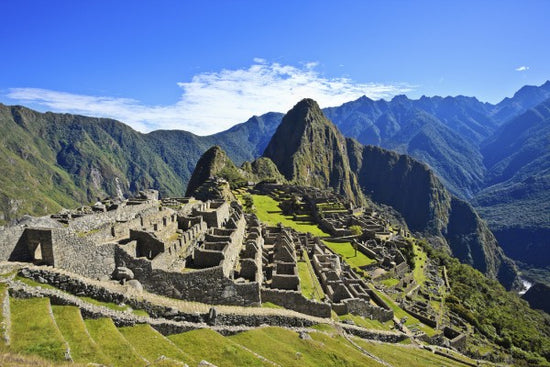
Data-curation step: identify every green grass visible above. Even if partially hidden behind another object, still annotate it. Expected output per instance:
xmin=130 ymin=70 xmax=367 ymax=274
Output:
xmin=261 ymin=302 xmax=284 ymax=309
xmin=0 ymin=284 xmax=6 ymax=347
xmin=9 ymin=297 xmax=67 ymax=362
xmin=51 ymin=305 xmax=111 ymax=365
xmin=118 ymin=324 xmax=191 ymax=364
xmin=230 ymin=326 xmax=384 ymax=367
xmin=297 ymin=252 xmax=325 ymax=301
xmin=352 ymin=337 xmax=475 ymax=367
xmin=413 ymin=242 xmax=427 ymax=284
xmin=310 ymin=323 xmax=338 ymax=333
xmin=84 ymin=318 xmax=147 ymax=367
xmin=323 ymin=240 xmax=375 ymax=269
xmin=79 ymin=296 xmax=147 ymax=316
xmin=338 ymin=313 xmax=393 ymax=331
xmin=370 ymin=287 xmax=437 ymax=337
xmin=380 ymin=277 xmax=400 ymax=287
xmin=168 ymin=328 xmax=268 ymax=367
xmin=14 ymin=275 xmax=58 ymax=290
xmin=251 ymin=194 xmax=330 ymax=237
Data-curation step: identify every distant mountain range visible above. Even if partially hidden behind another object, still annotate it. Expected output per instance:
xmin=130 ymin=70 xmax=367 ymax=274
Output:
xmin=1 ymin=81 xmax=548 ymax=278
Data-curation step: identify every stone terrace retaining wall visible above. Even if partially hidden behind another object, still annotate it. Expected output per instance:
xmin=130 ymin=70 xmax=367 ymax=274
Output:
xmin=261 ymin=288 xmax=331 ymax=318
xmin=11 ymin=265 xmax=406 ymax=342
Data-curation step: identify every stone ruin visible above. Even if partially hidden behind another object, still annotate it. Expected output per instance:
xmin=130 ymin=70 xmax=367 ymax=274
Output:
xmin=0 ymin=185 xmax=466 ymax=348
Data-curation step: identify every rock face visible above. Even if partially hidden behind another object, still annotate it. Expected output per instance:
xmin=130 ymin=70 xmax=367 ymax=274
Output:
xmin=263 ymin=99 xmax=363 ymax=204
xmin=263 ymin=99 xmax=519 ymax=289
xmin=522 ymin=283 xmax=550 ymax=314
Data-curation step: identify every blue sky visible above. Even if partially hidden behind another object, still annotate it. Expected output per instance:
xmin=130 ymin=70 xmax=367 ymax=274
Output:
xmin=1 ymin=0 xmax=549 ymax=134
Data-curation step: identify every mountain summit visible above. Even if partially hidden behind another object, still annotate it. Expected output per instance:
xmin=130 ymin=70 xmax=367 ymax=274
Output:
xmin=263 ymin=99 xmax=363 ymax=204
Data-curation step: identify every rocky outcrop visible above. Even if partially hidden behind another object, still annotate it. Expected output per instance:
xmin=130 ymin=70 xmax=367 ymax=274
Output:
xmin=522 ymin=283 xmax=550 ymax=314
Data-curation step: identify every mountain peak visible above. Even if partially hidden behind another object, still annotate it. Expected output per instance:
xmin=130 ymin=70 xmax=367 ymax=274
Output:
xmin=185 ymin=145 xmax=236 ymax=197
xmin=263 ymin=99 xmax=363 ymax=204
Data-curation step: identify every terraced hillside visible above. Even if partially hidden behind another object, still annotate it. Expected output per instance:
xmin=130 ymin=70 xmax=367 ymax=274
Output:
xmin=0 ymin=264 xmax=493 ymax=367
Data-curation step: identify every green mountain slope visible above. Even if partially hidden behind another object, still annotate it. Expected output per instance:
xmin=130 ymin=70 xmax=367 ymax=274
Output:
xmin=474 ymin=99 xmax=550 ymax=266
xmin=0 ymin=104 xmax=282 ymax=225
xmin=346 ymin=141 xmax=518 ymax=288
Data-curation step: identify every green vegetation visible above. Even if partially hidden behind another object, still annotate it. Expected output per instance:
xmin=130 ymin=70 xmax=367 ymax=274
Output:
xmin=380 ymin=277 xmax=399 ymax=288
xmin=118 ymin=324 xmax=190 ymax=364
xmin=352 ymin=337 xmax=478 ymax=367
xmin=231 ymin=326 xmax=384 ymax=367
xmin=261 ymin=302 xmax=283 ymax=309
xmin=84 ymin=318 xmax=146 ymax=367
xmin=370 ymin=287 xmax=437 ymax=337
xmin=317 ymin=201 xmax=347 ymax=213
xmin=425 ymin=244 xmax=550 ymax=365
xmin=9 ymin=298 xmax=67 ymax=361
xmin=338 ymin=313 xmax=393 ymax=331
xmin=412 ymin=241 xmax=427 ymax=284
xmin=0 ymin=284 xmax=5 ymax=347
xmin=297 ymin=252 xmax=325 ymax=301
xmin=168 ymin=328 xmax=267 ymax=367
xmin=51 ymin=305 xmax=111 ymax=365
xmin=79 ymin=296 xmax=146 ymax=316
xmin=14 ymin=275 xmax=58 ymax=290
xmin=349 ymin=224 xmax=363 ymax=236
xmin=323 ymin=240 xmax=375 ymax=269
xmin=251 ymin=194 xmax=329 ymax=237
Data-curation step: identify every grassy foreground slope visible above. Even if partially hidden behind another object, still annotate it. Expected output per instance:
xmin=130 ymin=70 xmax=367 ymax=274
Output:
xmin=51 ymin=305 xmax=111 ymax=365
xmin=230 ymin=326 xmax=384 ymax=367
xmin=9 ymin=298 xmax=67 ymax=362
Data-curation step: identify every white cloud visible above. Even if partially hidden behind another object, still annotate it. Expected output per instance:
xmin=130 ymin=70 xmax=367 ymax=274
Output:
xmin=6 ymin=60 xmax=412 ymax=135
xmin=515 ymin=66 xmax=530 ymax=72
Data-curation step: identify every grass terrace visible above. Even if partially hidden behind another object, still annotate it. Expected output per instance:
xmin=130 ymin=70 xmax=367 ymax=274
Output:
xmin=338 ymin=313 xmax=394 ymax=331
xmin=351 ymin=337 xmax=479 ymax=367
xmin=297 ymin=252 xmax=325 ymax=301
xmin=230 ymin=326 xmax=384 ymax=367
xmin=84 ymin=318 xmax=146 ymax=367
xmin=9 ymin=298 xmax=67 ymax=362
xmin=51 ymin=305 xmax=111 ymax=365
xmin=412 ymin=241 xmax=428 ymax=285
xmin=118 ymin=324 xmax=191 ymax=364
xmin=370 ymin=287 xmax=437 ymax=337
xmin=251 ymin=194 xmax=330 ymax=237
xmin=168 ymin=328 xmax=268 ymax=367
xmin=322 ymin=240 xmax=375 ymax=269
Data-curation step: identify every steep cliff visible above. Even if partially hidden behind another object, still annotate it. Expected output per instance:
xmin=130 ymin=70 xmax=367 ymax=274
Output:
xmin=263 ymin=99 xmax=363 ymax=204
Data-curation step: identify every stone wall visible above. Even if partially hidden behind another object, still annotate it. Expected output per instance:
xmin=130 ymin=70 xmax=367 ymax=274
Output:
xmin=332 ymin=298 xmax=393 ymax=322
xmin=0 ymin=226 xmax=26 ymax=261
xmin=261 ymin=288 xmax=331 ymax=318
xmin=68 ymin=202 xmax=157 ymax=233
xmin=116 ymin=246 xmax=260 ymax=306
xmin=51 ymin=229 xmax=116 ymax=279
